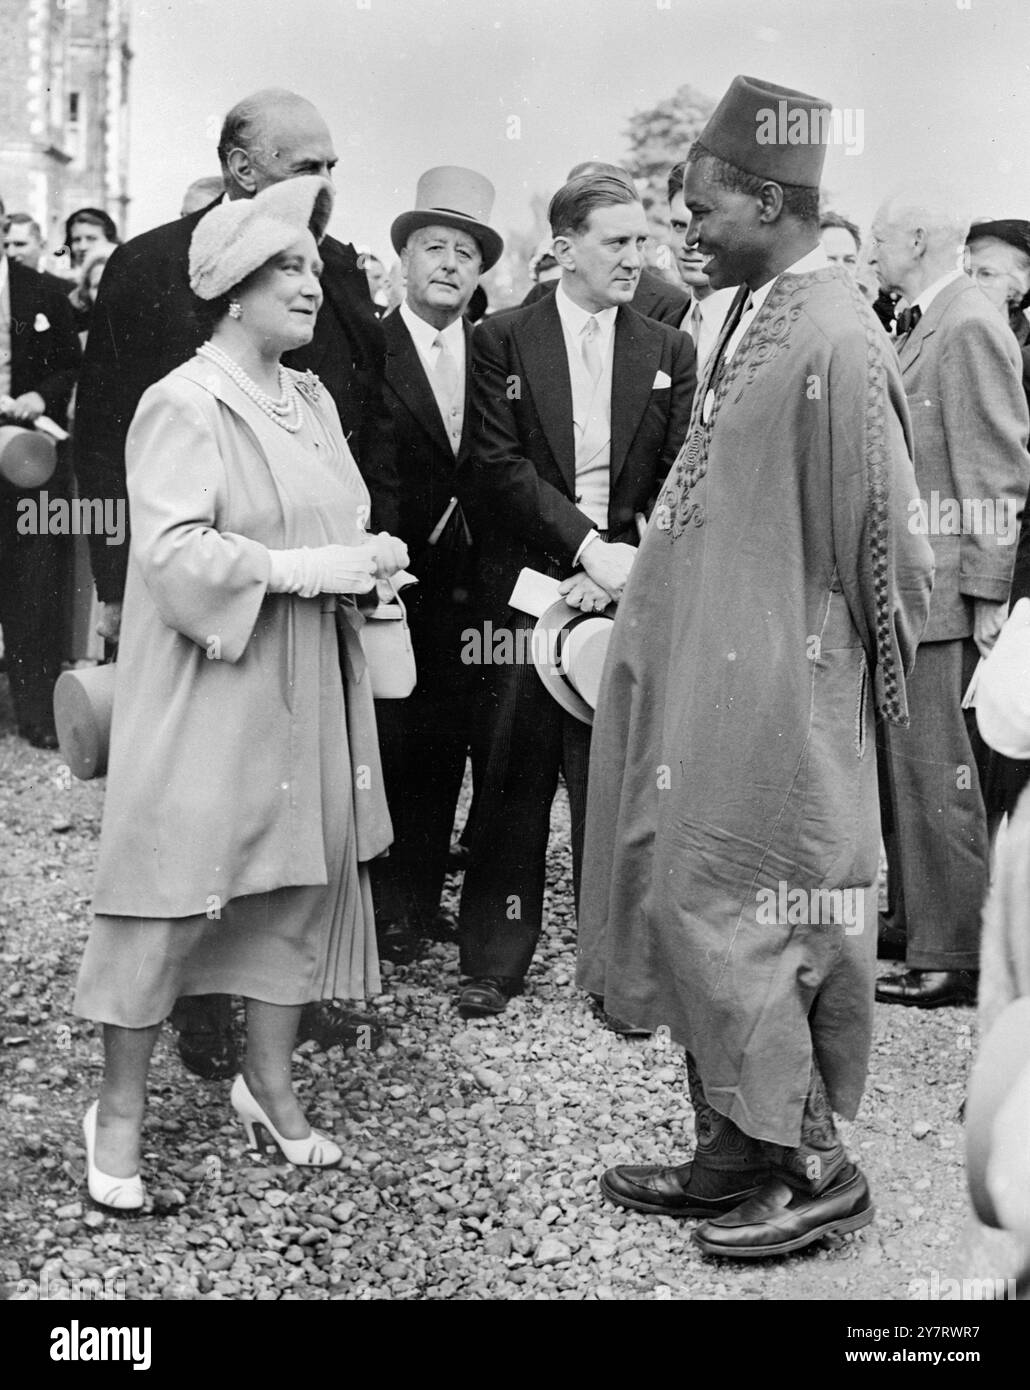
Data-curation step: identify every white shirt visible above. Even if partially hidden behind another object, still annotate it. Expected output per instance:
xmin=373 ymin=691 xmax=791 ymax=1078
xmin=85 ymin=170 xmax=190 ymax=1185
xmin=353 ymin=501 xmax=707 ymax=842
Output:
xmin=399 ymin=299 xmax=466 ymax=383
xmin=680 ymin=285 xmax=738 ymax=371
xmin=555 ymin=281 xmax=618 ymax=377
xmin=724 ymin=244 xmax=829 ymax=363
xmin=554 ymin=281 xmax=617 ymax=535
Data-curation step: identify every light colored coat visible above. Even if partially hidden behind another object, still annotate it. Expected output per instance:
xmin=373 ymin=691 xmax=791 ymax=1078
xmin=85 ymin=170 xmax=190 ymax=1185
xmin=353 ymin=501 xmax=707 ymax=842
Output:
xmin=92 ymin=357 xmax=391 ymax=919
xmin=899 ymin=274 xmax=1030 ymax=642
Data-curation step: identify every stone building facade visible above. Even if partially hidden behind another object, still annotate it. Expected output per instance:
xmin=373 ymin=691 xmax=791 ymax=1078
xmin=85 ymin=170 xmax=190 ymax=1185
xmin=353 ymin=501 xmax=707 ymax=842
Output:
xmin=0 ymin=0 xmax=130 ymax=264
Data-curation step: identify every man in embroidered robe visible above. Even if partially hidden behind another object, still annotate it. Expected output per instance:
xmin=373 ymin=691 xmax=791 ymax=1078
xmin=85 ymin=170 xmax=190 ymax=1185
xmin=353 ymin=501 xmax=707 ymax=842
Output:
xmin=577 ymin=75 xmax=935 ymax=1258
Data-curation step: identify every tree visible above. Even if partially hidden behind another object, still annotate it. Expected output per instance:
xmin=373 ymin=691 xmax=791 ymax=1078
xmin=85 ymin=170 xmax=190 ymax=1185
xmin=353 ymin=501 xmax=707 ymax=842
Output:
xmin=624 ymin=81 xmax=717 ymax=231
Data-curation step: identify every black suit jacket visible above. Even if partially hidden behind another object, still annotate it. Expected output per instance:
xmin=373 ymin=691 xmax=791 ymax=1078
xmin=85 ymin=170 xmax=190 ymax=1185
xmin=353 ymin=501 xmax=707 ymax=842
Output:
xmin=467 ymin=291 xmax=696 ymax=622
xmin=382 ymin=309 xmax=476 ymax=666
xmin=74 ymin=201 xmax=397 ymax=601
xmin=521 ymin=266 xmax=690 ymax=327
xmin=5 ymin=258 xmax=81 ymax=430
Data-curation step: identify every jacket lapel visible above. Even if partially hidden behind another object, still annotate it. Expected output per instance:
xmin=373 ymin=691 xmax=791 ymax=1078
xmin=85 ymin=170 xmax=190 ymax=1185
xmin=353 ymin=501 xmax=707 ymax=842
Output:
xmin=897 ymin=275 xmax=967 ymax=375
xmin=610 ymin=308 xmax=661 ymax=484
xmin=515 ymin=295 xmax=576 ymax=491
xmin=384 ymin=313 xmax=454 ymax=460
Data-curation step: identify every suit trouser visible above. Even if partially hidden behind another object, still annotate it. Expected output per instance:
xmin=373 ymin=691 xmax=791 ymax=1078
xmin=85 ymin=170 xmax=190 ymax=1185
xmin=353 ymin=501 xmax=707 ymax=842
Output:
xmin=687 ymin=1053 xmax=847 ymax=1194
xmin=459 ymin=633 xmax=591 ymax=981
xmin=878 ymin=636 xmax=989 ymax=972
xmin=0 ymin=491 xmax=68 ymax=731
xmin=369 ymin=650 xmax=472 ymax=930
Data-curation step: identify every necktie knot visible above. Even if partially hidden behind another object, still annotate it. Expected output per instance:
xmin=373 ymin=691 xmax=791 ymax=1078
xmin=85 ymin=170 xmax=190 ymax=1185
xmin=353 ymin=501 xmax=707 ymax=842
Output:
xmin=581 ymin=316 xmax=603 ymax=383
xmin=895 ymin=304 xmax=922 ymax=338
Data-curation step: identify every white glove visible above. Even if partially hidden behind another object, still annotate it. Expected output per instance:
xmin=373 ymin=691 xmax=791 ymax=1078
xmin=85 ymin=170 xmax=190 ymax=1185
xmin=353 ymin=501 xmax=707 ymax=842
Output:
xmin=266 ymin=544 xmax=378 ymax=598
xmin=366 ymin=532 xmax=410 ymax=579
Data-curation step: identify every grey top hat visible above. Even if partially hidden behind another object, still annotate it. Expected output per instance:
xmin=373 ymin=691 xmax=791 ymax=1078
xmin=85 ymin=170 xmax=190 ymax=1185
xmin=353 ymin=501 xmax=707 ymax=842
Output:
xmin=531 ymin=600 xmax=615 ymax=726
xmin=390 ymin=166 xmax=504 ymax=271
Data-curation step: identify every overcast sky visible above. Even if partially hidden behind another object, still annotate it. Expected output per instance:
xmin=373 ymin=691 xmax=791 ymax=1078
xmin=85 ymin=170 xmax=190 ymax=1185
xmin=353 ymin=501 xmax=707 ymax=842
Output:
xmin=128 ymin=0 xmax=1030 ymax=253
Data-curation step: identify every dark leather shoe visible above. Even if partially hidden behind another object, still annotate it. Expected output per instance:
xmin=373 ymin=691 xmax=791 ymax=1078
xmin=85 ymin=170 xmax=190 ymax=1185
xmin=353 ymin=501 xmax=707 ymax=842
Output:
xmin=456 ymin=977 xmax=521 ymax=1018
xmin=587 ymin=995 xmax=652 ymax=1037
xmin=425 ymin=909 xmax=458 ymax=943
xmin=299 ymin=1001 xmax=386 ymax=1051
xmin=22 ymin=723 xmax=59 ymax=750
xmin=693 ymin=1162 xmax=873 ymax=1258
xmin=875 ymin=968 xmax=977 ymax=1008
xmin=376 ymin=919 xmax=420 ymax=965
xmin=601 ymin=1161 xmax=766 ymax=1217
xmin=177 ymin=1027 xmax=239 ymax=1081
xmin=447 ymin=840 xmax=471 ymax=870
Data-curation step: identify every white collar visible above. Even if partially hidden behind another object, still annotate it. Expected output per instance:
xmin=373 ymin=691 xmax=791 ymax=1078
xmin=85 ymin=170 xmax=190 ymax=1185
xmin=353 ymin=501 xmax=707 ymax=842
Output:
xmin=913 ymin=267 xmax=965 ymax=316
xmin=399 ymin=299 xmax=465 ymax=356
xmin=750 ymin=244 xmax=829 ymax=315
xmin=694 ymin=285 xmax=738 ymax=321
xmin=555 ymin=280 xmax=618 ymax=338
xmin=0 ymin=255 xmax=9 ymax=297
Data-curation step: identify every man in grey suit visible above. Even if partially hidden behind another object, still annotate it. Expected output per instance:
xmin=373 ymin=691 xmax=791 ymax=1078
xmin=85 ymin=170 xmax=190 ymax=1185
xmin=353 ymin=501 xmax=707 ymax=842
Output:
xmin=870 ymin=187 xmax=1030 ymax=1007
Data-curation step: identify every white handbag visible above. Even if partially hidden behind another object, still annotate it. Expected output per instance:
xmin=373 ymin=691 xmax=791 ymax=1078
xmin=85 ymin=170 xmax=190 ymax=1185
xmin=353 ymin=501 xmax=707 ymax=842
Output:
xmin=359 ymin=576 xmax=416 ymax=699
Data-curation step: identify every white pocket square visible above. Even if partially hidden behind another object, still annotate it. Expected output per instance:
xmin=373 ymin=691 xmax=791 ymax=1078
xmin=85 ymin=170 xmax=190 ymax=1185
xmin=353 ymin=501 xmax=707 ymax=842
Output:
xmin=34 ymin=313 xmax=51 ymax=332
xmin=652 ymin=370 xmax=671 ymax=389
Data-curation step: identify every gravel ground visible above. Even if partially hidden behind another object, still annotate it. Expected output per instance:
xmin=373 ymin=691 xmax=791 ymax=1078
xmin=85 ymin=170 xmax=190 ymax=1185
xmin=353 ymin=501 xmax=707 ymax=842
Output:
xmin=0 ymin=682 xmax=1023 ymax=1302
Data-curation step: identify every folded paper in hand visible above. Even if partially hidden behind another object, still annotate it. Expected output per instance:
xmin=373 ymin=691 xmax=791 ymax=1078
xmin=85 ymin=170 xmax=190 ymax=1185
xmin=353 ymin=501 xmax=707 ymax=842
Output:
xmin=509 ymin=568 xmax=566 ymax=618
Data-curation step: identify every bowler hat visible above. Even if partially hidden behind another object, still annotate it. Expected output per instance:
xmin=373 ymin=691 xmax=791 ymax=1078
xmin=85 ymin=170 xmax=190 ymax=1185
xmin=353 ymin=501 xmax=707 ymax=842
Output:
xmin=696 ymin=74 xmax=832 ymax=189
xmin=531 ymin=600 xmax=615 ymax=726
xmin=390 ymin=167 xmax=503 ymax=271
xmin=0 ymin=425 xmax=57 ymax=489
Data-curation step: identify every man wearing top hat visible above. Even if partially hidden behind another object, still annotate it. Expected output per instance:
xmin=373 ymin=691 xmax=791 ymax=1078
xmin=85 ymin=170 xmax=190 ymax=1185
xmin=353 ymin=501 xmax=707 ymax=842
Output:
xmin=455 ymin=170 xmax=696 ymax=1019
xmin=370 ymin=168 xmax=503 ymax=963
xmin=0 ymin=200 xmax=82 ymax=747
xmin=870 ymin=195 xmax=1030 ymax=1010
xmin=578 ymin=76 xmax=934 ymax=1257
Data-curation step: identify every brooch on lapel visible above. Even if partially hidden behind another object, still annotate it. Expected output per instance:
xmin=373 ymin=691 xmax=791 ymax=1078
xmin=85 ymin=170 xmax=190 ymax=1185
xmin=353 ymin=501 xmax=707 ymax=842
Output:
xmin=34 ymin=313 xmax=51 ymax=333
xmin=294 ymin=370 xmax=323 ymax=404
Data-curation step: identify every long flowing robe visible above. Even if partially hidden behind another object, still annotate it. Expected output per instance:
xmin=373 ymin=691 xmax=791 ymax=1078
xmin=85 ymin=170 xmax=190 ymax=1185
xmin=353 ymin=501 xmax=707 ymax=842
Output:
xmin=576 ymin=268 xmax=934 ymax=1146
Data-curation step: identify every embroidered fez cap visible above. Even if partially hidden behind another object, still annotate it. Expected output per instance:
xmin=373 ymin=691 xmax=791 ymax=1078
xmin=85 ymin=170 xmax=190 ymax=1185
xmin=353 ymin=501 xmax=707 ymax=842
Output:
xmin=965 ymin=218 xmax=1030 ymax=258
xmin=695 ymin=74 xmax=832 ymax=189
xmin=390 ymin=166 xmax=503 ymax=271
xmin=189 ymin=175 xmax=334 ymax=300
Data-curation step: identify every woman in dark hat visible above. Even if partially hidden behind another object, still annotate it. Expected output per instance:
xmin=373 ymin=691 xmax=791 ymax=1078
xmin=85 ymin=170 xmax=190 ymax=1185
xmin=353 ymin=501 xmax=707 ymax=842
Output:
xmin=73 ymin=175 xmax=408 ymax=1211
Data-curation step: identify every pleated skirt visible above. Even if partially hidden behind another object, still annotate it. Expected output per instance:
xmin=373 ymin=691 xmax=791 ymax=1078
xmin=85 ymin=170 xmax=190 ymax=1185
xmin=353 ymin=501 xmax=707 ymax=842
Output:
xmin=74 ymin=633 xmax=381 ymax=1029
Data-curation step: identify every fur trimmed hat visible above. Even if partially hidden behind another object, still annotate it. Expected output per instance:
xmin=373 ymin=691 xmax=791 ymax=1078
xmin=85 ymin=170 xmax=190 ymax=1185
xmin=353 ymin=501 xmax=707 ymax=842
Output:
xmin=189 ymin=175 xmax=334 ymax=300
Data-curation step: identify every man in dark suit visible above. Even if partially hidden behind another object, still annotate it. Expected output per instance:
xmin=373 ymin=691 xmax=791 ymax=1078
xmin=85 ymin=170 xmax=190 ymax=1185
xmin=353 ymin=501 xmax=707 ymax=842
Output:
xmin=371 ymin=168 xmax=503 ymax=963
xmin=72 ymin=89 xmax=398 ymax=1073
xmin=871 ymin=187 xmax=1030 ymax=1007
xmin=4 ymin=213 xmax=72 ymax=298
xmin=0 ymin=207 xmax=82 ymax=748
xmin=521 ymin=162 xmax=690 ymax=327
xmin=456 ymin=172 xmax=696 ymax=1017
xmin=75 ymin=87 xmax=398 ymax=643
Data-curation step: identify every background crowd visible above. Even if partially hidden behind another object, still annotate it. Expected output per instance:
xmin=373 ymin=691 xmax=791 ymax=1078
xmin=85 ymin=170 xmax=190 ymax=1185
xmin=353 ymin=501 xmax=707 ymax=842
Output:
xmin=2 ymin=77 xmax=1030 ymax=1279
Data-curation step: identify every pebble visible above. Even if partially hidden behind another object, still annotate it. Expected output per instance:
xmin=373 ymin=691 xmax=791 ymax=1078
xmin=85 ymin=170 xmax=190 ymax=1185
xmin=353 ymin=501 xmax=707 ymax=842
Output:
xmin=911 ymin=1120 xmax=933 ymax=1139
xmin=534 ymin=1238 xmax=572 ymax=1266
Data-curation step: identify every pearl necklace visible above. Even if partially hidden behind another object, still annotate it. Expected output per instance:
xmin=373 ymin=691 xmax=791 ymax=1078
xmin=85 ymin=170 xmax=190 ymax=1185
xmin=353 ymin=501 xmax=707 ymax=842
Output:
xmin=197 ymin=341 xmax=302 ymax=432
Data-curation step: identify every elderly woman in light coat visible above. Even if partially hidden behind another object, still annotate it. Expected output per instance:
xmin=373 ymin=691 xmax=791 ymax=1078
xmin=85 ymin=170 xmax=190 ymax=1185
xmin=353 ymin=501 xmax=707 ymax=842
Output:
xmin=74 ymin=176 xmax=408 ymax=1210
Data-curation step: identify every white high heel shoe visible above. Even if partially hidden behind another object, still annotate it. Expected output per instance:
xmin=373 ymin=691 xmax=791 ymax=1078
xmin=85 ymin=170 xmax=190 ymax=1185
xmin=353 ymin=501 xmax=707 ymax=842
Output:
xmin=230 ymin=1074 xmax=342 ymax=1168
xmin=82 ymin=1101 xmax=145 ymax=1213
